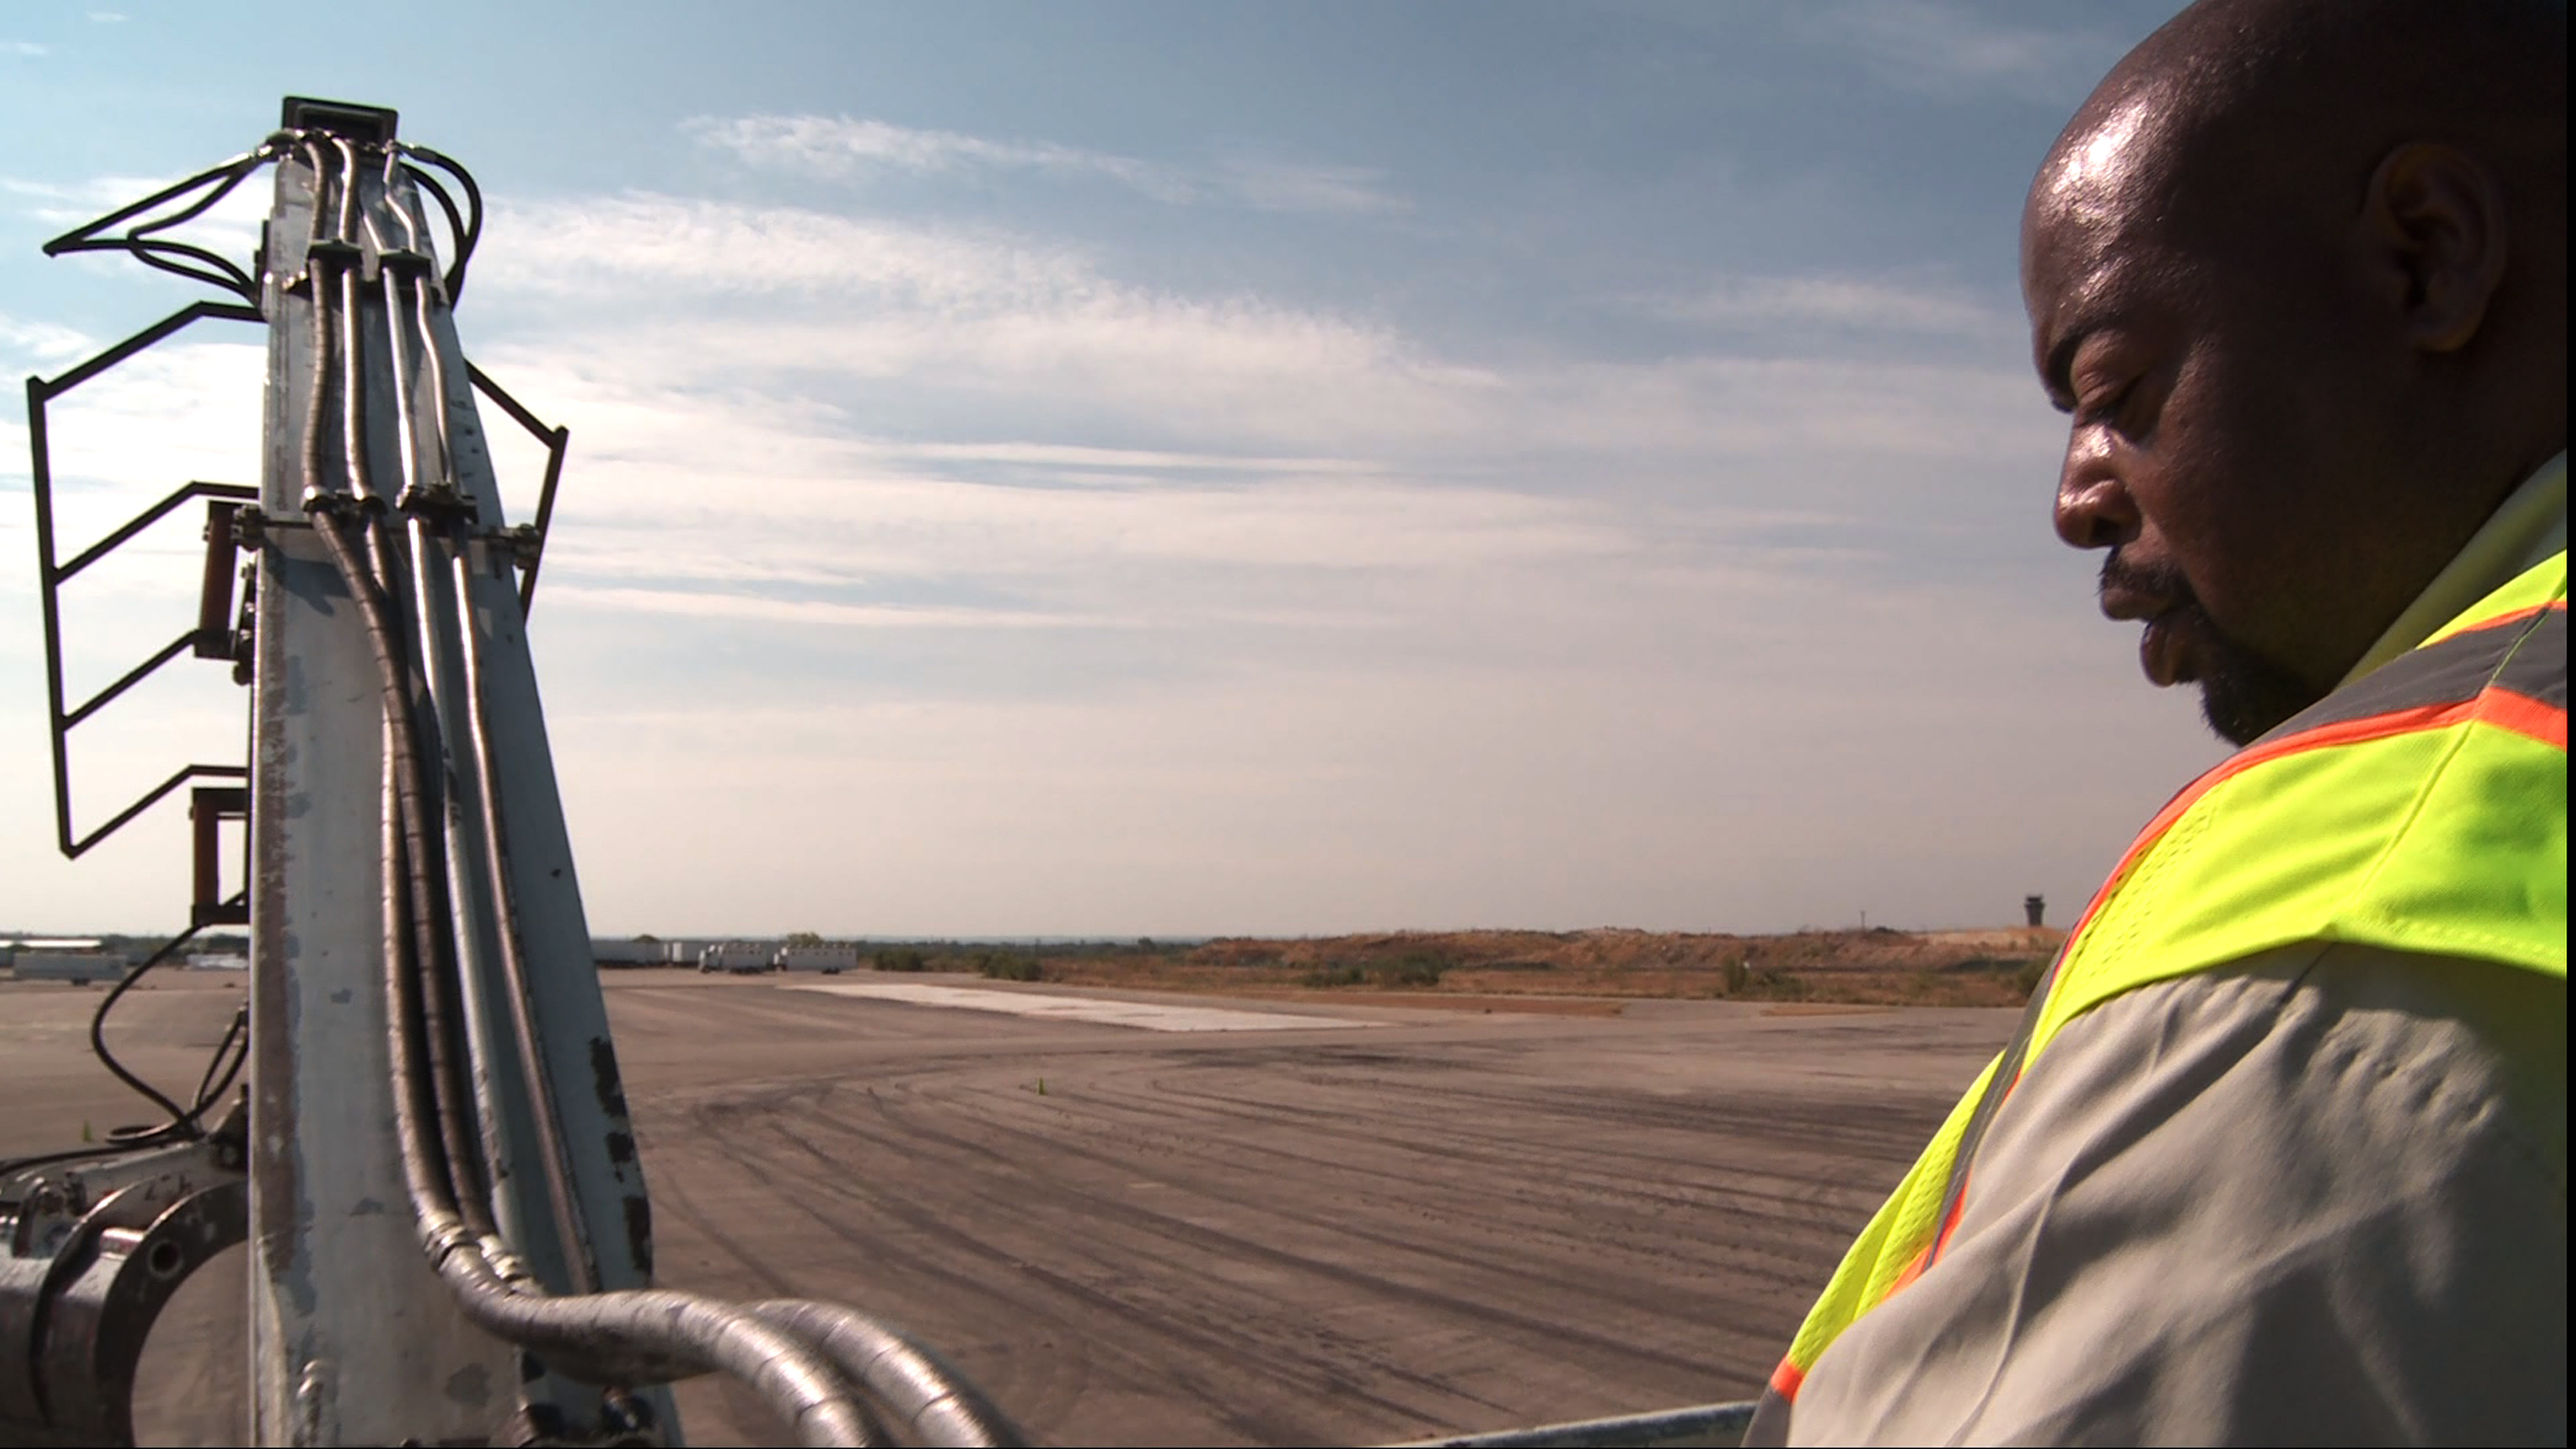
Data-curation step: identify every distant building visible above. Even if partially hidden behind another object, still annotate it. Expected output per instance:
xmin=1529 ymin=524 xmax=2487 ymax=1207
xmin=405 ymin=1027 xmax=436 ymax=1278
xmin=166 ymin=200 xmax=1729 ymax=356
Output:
xmin=2025 ymin=894 xmax=2047 ymax=927
xmin=187 ymin=952 xmax=250 ymax=971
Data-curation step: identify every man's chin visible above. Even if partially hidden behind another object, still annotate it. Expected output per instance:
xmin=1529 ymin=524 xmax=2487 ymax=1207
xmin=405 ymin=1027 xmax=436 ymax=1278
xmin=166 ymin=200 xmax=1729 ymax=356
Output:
xmin=2196 ymin=654 xmax=2324 ymax=747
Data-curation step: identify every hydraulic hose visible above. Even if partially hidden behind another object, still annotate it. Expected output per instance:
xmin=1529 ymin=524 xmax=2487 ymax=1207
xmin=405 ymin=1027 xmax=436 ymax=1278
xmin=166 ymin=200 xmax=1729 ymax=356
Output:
xmin=292 ymin=133 xmax=1023 ymax=1449
xmin=296 ymin=137 xmax=902 ymax=1449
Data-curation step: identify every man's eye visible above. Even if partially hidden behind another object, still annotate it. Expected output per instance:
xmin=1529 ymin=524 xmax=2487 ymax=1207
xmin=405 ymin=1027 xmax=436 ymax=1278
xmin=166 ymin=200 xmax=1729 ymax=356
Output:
xmin=2076 ymin=381 xmax=2136 ymax=429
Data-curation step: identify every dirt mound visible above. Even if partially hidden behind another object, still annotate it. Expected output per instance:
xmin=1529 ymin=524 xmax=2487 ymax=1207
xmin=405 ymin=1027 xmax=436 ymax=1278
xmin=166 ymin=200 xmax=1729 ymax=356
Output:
xmin=1040 ymin=925 xmax=2066 ymax=1008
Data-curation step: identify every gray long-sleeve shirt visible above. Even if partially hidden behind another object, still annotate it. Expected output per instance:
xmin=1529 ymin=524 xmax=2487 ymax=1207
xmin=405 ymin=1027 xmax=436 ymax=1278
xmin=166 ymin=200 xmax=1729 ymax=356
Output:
xmin=1778 ymin=944 xmax=2566 ymax=1445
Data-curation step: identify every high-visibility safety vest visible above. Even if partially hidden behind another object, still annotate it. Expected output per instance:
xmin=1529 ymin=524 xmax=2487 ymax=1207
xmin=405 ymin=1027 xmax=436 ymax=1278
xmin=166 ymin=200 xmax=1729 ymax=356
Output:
xmin=1762 ymin=548 xmax=2569 ymax=1418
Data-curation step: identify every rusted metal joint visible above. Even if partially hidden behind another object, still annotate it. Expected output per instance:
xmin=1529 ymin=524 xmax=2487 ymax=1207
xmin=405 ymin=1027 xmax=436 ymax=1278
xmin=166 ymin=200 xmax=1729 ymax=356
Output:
xmin=0 ymin=1106 xmax=249 ymax=1447
xmin=396 ymin=482 xmax=479 ymax=523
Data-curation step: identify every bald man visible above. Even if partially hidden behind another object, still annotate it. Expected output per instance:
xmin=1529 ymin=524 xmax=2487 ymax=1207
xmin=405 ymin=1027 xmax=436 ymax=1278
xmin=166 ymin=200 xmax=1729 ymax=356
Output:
xmin=1746 ymin=2 xmax=2565 ymax=1444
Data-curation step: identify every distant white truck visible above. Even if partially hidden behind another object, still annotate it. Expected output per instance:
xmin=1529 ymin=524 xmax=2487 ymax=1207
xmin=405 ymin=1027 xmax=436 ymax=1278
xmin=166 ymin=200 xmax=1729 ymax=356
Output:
xmin=11 ymin=950 xmax=129 ymax=984
xmin=696 ymin=942 xmax=776 ymax=975
xmin=775 ymin=943 xmax=859 ymax=975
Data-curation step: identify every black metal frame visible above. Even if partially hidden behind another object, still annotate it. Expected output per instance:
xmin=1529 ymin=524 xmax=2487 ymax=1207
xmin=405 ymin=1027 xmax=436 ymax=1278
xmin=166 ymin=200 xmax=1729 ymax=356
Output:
xmin=466 ymin=360 xmax=573 ymax=614
xmin=25 ymin=302 xmax=262 ymax=860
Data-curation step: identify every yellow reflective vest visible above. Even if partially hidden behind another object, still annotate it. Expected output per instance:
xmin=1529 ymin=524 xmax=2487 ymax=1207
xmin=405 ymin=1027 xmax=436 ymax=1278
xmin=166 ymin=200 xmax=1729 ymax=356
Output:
xmin=1764 ymin=549 xmax=2569 ymax=1415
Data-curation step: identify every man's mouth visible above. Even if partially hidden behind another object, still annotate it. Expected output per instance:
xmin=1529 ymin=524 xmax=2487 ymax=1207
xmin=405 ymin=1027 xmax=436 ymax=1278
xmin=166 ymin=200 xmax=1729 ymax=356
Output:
xmin=2140 ymin=611 xmax=2196 ymax=688
xmin=2099 ymin=552 xmax=2200 ymax=689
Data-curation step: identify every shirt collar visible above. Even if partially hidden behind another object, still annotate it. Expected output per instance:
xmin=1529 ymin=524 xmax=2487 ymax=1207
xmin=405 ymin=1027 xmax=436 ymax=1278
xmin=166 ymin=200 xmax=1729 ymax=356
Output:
xmin=2340 ymin=451 xmax=2569 ymax=687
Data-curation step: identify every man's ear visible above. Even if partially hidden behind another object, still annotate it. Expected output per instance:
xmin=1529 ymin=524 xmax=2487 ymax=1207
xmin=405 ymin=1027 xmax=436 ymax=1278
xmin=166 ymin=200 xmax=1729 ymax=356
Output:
xmin=2361 ymin=141 xmax=2508 ymax=355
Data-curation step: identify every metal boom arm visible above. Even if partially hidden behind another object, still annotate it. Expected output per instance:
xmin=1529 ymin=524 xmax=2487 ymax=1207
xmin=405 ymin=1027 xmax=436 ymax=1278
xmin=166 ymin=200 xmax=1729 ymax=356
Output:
xmin=4 ymin=98 xmax=1020 ymax=1449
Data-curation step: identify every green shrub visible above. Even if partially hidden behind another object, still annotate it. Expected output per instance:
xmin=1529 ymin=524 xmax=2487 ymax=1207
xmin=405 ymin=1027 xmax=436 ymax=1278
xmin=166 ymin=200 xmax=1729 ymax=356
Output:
xmin=979 ymin=953 xmax=1041 ymax=983
xmin=1753 ymin=968 xmax=1808 ymax=1000
xmin=1719 ymin=959 xmax=1751 ymax=996
xmin=874 ymin=948 xmax=928 ymax=973
xmin=2015 ymin=958 xmax=2050 ymax=1000
xmin=1301 ymin=963 xmax=1367 ymax=988
xmin=1374 ymin=951 xmax=1448 ymax=988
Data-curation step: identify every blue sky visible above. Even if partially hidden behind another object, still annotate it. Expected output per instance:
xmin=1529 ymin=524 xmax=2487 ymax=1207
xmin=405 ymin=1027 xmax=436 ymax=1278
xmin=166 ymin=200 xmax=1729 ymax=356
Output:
xmin=0 ymin=1 xmax=2220 ymax=937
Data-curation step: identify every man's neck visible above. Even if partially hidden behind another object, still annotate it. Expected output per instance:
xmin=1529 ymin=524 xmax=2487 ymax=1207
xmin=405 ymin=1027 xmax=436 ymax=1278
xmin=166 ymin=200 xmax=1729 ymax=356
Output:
xmin=2340 ymin=451 xmax=2569 ymax=687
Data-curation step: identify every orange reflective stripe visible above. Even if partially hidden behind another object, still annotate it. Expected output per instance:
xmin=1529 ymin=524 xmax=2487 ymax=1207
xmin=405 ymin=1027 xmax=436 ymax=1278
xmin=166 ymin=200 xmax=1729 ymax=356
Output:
xmin=1769 ymin=1358 xmax=1806 ymax=1401
xmin=2477 ymin=687 xmax=2568 ymax=750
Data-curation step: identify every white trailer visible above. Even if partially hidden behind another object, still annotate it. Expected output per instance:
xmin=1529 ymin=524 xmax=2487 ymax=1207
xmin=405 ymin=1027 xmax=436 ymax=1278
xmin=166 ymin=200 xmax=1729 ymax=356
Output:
xmin=11 ymin=950 xmax=128 ymax=984
xmin=775 ymin=943 xmax=860 ymax=975
xmin=588 ymin=937 xmax=667 ymax=967
xmin=696 ymin=941 xmax=776 ymax=975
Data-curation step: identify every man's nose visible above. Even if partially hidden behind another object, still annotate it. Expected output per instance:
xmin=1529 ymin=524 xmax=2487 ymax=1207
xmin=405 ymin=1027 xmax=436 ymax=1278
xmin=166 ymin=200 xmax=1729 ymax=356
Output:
xmin=2054 ymin=436 xmax=2139 ymax=550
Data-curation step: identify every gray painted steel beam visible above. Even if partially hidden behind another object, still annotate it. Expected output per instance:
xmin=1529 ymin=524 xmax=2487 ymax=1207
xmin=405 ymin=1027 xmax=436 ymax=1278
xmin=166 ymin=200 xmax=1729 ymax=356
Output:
xmin=246 ymin=133 xmax=667 ymax=1446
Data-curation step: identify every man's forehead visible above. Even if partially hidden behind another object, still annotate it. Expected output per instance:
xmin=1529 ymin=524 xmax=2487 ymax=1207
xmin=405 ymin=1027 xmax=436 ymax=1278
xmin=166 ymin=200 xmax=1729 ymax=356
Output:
xmin=2035 ymin=91 xmax=2168 ymax=235
xmin=2023 ymin=90 xmax=2184 ymax=358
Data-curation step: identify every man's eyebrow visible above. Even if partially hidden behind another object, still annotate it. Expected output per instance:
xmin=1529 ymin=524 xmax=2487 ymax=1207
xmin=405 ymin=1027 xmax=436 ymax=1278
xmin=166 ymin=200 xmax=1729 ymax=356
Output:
xmin=2040 ymin=312 xmax=2113 ymax=412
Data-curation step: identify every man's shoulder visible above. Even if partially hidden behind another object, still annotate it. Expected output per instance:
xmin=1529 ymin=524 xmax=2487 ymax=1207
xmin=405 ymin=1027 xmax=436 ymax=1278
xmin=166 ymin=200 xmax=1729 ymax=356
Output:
xmin=1786 ymin=941 xmax=2568 ymax=1445
xmin=2026 ymin=941 xmax=2565 ymax=1192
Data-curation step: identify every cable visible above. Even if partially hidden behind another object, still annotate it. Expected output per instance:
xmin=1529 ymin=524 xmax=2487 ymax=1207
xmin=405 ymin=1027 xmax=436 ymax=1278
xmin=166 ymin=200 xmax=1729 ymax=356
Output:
xmin=85 ymin=922 xmax=209 ymax=1130
xmin=40 ymin=138 xmax=288 ymax=305
xmin=403 ymin=164 xmax=473 ymax=304
xmin=192 ymin=1004 xmax=249 ymax=1115
xmin=397 ymin=144 xmax=482 ymax=302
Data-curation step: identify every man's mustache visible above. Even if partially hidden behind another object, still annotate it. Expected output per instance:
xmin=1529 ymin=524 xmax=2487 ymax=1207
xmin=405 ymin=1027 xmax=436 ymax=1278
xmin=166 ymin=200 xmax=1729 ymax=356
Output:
xmin=2100 ymin=550 xmax=2198 ymax=612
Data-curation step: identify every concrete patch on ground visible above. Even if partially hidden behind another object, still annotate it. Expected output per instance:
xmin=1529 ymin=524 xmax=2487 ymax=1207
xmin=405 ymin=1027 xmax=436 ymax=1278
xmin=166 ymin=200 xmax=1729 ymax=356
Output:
xmin=783 ymin=981 xmax=1383 ymax=1032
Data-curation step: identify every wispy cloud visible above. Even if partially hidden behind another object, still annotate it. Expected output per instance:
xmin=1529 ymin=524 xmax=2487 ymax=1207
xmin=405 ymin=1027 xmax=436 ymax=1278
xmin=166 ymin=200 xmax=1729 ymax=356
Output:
xmin=473 ymin=194 xmax=1467 ymax=449
xmin=88 ymin=11 xmax=130 ymax=22
xmin=1660 ymin=275 xmax=2014 ymax=342
xmin=684 ymin=114 xmax=1189 ymax=199
xmin=0 ymin=313 xmax=97 ymax=366
xmin=542 ymin=587 xmax=1128 ymax=632
xmin=477 ymin=193 xmax=1092 ymax=303
xmin=1209 ymin=156 xmax=1407 ymax=216
xmin=1785 ymin=3 xmax=2128 ymax=103
xmin=685 ymin=114 xmax=1406 ymax=215
xmin=3 ymin=40 xmax=51 ymax=56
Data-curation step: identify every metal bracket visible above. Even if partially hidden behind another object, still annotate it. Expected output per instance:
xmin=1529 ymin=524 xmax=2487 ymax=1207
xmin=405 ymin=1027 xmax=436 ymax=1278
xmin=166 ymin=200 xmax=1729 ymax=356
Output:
xmin=465 ymin=362 xmax=573 ymax=615
xmin=281 ymin=96 xmax=399 ymax=146
xmin=188 ymin=787 xmax=249 ymax=928
xmin=24 ymin=303 xmax=262 ymax=859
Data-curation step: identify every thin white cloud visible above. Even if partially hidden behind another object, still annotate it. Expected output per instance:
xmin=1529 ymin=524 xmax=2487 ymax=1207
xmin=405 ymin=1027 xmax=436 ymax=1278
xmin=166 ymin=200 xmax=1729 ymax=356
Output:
xmin=1212 ymin=156 xmax=1407 ymax=216
xmin=684 ymin=113 xmax=1190 ymax=199
xmin=1785 ymin=3 xmax=2126 ymax=102
xmin=685 ymin=114 xmax=1406 ymax=215
xmin=1664 ymin=275 xmax=2011 ymax=341
xmin=4 ymin=40 xmax=50 ymax=56
xmin=472 ymin=194 xmax=1470 ymax=450
xmin=476 ymin=193 xmax=1092 ymax=303
xmin=541 ymin=587 xmax=1126 ymax=631
xmin=893 ymin=442 xmax=1381 ymax=476
xmin=0 ymin=313 xmax=96 ymax=365
xmin=88 ymin=11 xmax=130 ymax=22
